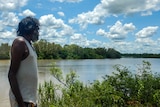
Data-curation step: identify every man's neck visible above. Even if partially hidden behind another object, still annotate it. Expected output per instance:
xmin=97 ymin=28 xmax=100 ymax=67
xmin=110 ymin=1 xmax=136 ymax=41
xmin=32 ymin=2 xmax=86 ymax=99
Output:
xmin=23 ymin=35 xmax=32 ymax=44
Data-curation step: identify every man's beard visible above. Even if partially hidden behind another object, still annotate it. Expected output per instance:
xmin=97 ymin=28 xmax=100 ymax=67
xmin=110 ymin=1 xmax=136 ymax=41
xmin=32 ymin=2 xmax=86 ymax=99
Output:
xmin=32 ymin=35 xmax=39 ymax=42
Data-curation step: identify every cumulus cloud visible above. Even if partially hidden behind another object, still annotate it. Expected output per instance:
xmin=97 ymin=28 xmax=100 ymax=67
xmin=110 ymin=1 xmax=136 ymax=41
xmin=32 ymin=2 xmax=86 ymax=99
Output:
xmin=86 ymin=39 xmax=102 ymax=48
xmin=57 ymin=12 xmax=65 ymax=17
xmin=1 ymin=12 xmax=19 ymax=27
xmin=0 ymin=0 xmax=28 ymax=44
xmin=19 ymin=9 xmax=36 ymax=17
xmin=0 ymin=0 xmax=28 ymax=11
xmin=0 ymin=21 xmax=4 ymax=31
xmin=0 ymin=11 xmax=19 ymax=44
xmin=0 ymin=30 xmax=16 ymax=45
xmin=69 ymin=0 xmax=160 ymax=29
xmin=106 ymin=41 xmax=134 ymax=53
xmin=40 ymin=14 xmax=64 ymax=28
xmin=39 ymin=14 xmax=74 ymax=44
xmin=96 ymin=21 xmax=136 ymax=41
xmin=135 ymin=26 xmax=159 ymax=49
xmin=69 ymin=3 xmax=107 ymax=29
xmin=0 ymin=31 xmax=15 ymax=39
xmin=70 ymin=33 xmax=87 ymax=46
xmin=96 ymin=29 xmax=107 ymax=36
xmin=136 ymin=38 xmax=155 ymax=45
xmin=135 ymin=26 xmax=159 ymax=38
xmin=69 ymin=10 xmax=105 ymax=29
xmin=70 ymin=34 xmax=102 ymax=48
xmin=108 ymin=21 xmax=136 ymax=39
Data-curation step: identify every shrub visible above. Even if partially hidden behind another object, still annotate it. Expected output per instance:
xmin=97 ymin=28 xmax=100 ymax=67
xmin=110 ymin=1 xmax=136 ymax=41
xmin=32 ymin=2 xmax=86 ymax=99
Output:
xmin=38 ymin=61 xmax=160 ymax=107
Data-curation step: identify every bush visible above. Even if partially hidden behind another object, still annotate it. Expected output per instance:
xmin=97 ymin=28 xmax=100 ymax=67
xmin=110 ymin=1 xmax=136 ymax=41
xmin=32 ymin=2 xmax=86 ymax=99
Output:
xmin=38 ymin=61 xmax=160 ymax=107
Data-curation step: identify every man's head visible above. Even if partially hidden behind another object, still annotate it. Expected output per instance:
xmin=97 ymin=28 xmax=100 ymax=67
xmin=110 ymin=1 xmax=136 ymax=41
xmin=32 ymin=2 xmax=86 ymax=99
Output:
xmin=17 ymin=16 xmax=40 ymax=42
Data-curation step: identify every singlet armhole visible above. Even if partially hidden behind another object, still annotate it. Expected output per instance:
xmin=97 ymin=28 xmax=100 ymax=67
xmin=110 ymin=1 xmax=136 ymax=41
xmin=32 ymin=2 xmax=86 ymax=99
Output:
xmin=16 ymin=37 xmax=30 ymax=61
xmin=21 ymin=42 xmax=29 ymax=60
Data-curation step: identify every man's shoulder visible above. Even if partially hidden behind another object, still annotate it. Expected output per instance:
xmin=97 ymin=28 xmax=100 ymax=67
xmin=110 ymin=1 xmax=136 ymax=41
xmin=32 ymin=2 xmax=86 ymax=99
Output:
xmin=12 ymin=37 xmax=26 ymax=48
xmin=13 ymin=36 xmax=25 ymax=44
xmin=15 ymin=36 xmax=25 ymax=41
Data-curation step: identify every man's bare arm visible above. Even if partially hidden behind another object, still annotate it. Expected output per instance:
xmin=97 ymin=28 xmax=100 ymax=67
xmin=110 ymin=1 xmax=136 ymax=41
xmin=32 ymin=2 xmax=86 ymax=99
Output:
xmin=8 ymin=38 xmax=26 ymax=107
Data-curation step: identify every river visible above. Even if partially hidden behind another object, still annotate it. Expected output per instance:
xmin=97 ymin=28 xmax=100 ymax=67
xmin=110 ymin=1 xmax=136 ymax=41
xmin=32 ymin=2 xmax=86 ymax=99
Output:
xmin=0 ymin=58 xmax=160 ymax=106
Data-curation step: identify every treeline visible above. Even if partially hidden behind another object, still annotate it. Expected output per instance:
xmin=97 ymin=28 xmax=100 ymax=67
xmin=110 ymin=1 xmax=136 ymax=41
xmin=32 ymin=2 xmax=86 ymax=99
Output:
xmin=123 ymin=53 xmax=160 ymax=58
xmin=33 ymin=39 xmax=121 ymax=59
xmin=1 ymin=40 xmax=160 ymax=59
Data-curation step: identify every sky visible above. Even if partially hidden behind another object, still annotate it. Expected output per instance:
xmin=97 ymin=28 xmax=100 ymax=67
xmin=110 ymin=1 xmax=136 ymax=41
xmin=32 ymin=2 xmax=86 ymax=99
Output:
xmin=0 ymin=0 xmax=160 ymax=54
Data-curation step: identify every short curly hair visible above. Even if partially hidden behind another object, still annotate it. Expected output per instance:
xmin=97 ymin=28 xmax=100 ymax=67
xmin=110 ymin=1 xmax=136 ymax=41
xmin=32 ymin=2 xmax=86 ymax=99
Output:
xmin=17 ymin=16 xmax=40 ymax=36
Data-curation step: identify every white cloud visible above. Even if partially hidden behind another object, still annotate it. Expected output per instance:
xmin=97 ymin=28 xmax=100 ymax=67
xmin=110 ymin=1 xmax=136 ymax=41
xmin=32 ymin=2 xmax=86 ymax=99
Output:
xmin=70 ymin=33 xmax=87 ymax=46
xmin=107 ymin=41 xmax=134 ymax=53
xmin=136 ymin=38 xmax=156 ymax=45
xmin=39 ymin=14 xmax=74 ymax=44
xmin=0 ymin=12 xmax=19 ymax=45
xmin=86 ymin=39 xmax=102 ymax=48
xmin=40 ymin=14 xmax=64 ymax=28
xmin=69 ymin=0 xmax=160 ymax=29
xmin=0 ymin=21 xmax=4 ymax=31
xmin=0 ymin=30 xmax=16 ymax=45
xmin=19 ymin=9 xmax=36 ymax=17
xmin=1 ymin=12 xmax=19 ymax=27
xmin=58 ymin=12 xmax=65 ymax=17
xmin=70 ymin=33 xmax=102 ymax=48
xmin=69 ymin=8 xmax=106 ymax=29
xmin=109 ymin=21 xmax=135 ymax=37
xmin=136 ymin=26 xmax=159 ymax=38
xmin=0 ymin=0 xmax=28 ymax=11
xmin=96 ymin=29 xmax=107 ymax=36
xmin=0 ymin=0 xmax=28 ymax=41
xmin=96 ymin=21 xmax=136 ymax=41
xmin=0 ymin=31 xmax=14 ymax=39
xmin=134 ymin=37 xmax=159 ymax=53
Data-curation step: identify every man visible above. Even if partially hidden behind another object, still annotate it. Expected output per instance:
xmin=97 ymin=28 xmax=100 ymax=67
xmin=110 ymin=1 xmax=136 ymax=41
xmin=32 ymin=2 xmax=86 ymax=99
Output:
xmin=8 ymin=16 xmax=40 ymax=107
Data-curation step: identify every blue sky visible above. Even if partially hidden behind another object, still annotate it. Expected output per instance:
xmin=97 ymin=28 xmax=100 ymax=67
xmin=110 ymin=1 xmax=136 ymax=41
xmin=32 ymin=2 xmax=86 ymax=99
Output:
xmin=0 ymin=0 xmax=160 ymax=53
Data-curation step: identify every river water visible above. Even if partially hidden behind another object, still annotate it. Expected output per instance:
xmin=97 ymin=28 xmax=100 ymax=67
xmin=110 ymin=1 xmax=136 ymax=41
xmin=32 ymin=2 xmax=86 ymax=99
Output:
xmin=0 ymin=58 xmax=160 ymax=106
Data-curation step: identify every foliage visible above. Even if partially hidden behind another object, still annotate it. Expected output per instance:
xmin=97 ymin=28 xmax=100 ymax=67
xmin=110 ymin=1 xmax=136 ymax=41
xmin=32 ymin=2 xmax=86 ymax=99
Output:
xmin=1 ymin=39 xmax=160 ymax=59
xmin=0 ymin=43 xmax=10 ymax=59
xmin=38 ymin=60 xmax=160 ymax=107
xmin=106 ymin=48 xmax=121 ymax=59
xmin=122 ymin=53 xmax=160 ymax=58
xmin=33 ymin=39 xmax=121 ymax=59
xmin=34 ymin=39 xmax=62 ymax=59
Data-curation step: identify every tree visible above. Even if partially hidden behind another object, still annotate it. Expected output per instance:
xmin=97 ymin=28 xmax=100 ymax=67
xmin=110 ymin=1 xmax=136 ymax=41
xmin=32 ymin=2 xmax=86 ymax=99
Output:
xmin=94 ymin=47 xmax=108 ymax=58
xmin=106 ymin=48 xmax=121 ymax=58
xmin=0 ymin=43 xmax=10 ymax=59
xmin=33 ymin=40 xmax=122 ymax=59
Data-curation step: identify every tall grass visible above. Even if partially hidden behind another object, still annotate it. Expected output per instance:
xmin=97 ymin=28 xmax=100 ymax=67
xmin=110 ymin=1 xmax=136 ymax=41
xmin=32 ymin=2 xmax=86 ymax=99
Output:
xmin=38 ymin=61 xmax=160 ymax=107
